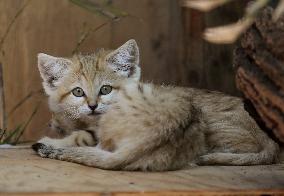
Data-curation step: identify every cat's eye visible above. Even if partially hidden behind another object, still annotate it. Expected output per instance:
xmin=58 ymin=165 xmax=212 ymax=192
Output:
xmin=72 ymin=87 xmax=85 ymax=97
xmin=100 ymin=85 xmax=112 ymax=95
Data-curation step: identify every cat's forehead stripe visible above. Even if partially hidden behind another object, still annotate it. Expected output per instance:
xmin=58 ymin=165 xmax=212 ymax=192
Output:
xmin=78 ymin=53 xmax=99 ymax=81
xmin=95 ymin=57 xmax=100 ymax=69
xmin=76 ymin=50 xmax=111 ymax=82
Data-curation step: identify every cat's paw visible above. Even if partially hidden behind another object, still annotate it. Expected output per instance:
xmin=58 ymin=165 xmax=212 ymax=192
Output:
xmin=32 ymin=143 xmax=54 ymax=158
xmin=75 ymin=131 xmax=96 ymax=146
xmin=37 ymin=137 xmax=59 ymax=148
xmin=195 ymin=155 xmax=210 ymax=165
xmin=32 ymin=143 xmax=58 ymax=158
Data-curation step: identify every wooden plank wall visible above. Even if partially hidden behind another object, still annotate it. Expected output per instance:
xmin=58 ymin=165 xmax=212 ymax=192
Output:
xmin=181 ymin=1 xmax=246 ymax=95
xmin=0 ymin=0 xmax=242 ymax=141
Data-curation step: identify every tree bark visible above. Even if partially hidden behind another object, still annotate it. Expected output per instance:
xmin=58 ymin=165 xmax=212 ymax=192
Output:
xmin=235 ymin=8 xmax=284 ymax=142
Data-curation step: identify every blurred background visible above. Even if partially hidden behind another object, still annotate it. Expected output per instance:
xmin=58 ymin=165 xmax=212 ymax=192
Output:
xmin=0 ymin=0 xmax=269 ymax=141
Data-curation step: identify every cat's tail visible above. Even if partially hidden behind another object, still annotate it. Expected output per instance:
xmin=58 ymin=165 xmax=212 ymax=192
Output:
xmin=197 ymin=139 xmax=279 ymax=165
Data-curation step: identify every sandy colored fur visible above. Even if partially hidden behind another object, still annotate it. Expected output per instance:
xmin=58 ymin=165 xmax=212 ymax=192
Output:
xmin=34 ymin=40 xmax=280 ymax=171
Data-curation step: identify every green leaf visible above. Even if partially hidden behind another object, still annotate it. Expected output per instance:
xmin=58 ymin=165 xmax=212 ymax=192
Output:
xmin=1 ymin=102 xmax=41 ymax=145
xmin=7 ymin=92 xmax=33 ymax=117
xmin=0 ymin=128 xmax=6 ymax=142
xmin=7 ymin=89 xmax=43 ymax=118
xmin=13 ymin=102 xmax=41 ymax=144
xmin=2 ymin=124 xmax=22 ymax=144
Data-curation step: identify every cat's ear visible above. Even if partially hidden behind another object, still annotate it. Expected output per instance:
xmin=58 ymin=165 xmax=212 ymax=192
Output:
xmin=106 ymin=39 xmax=140 ymax=80
xmin=38 ymin=53 xmax=72 ymax=94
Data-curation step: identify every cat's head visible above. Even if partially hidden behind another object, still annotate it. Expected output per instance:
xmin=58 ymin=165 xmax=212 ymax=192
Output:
xmin=38 ymin=39 xmax=140 ymax=120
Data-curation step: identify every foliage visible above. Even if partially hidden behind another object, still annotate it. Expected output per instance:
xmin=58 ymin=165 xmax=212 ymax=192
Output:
xmin=0 ymin=103 xmax=40 ymax=145
xmin=69 ymin=0 xmax=133 ymax=53
xmin=0 ymin=63 xmax=41 ymax=145
xmin=181 ymin=0 xmax=284 ymax=44
xmin=69 ymin=0 xmax=129 ymax=19
xmin=0 ymin=0 xmax=40 ymax=145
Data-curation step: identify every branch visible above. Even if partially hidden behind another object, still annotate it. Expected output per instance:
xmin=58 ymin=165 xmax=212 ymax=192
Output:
xmin=0 ymin=0 xmax=31 ymax=53
xmin=72 ymin=18 xmax=119 ymax=54
xmin=0 ymin=62 xmax=6 ymax=130
xmin=69 ymin=0 xmax=128 ymax=19
xmin=7 ymin=88 xmax=43 ymax=117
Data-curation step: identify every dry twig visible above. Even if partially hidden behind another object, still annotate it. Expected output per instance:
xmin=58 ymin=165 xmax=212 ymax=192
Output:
xmin=0 ymin=0 xmax=31 ymax=53
xmin=72 ymin=19 xmax=118 ymax=54
xmin=182 ymin=0 xmax=284 ymax=44
xmin=0 ymin=63 xmax=5 ymax=130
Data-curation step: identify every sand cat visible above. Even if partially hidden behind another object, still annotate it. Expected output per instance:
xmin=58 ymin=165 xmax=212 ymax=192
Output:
xmin=32 ymin=40 xmax=279 ymax=171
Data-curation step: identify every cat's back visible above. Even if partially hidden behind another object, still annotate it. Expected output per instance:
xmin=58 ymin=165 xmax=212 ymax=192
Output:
xmin=98 ymin=82 xmax=197 ymax=143
xmin=105 ymin=82 xmax=194 ymax=125
xmin=184 ymin=88 xmax=242 ymax=113
xmin=106 ymin=83 xmax=243 ymax=123
xmin=97 ymin=82 xmax=207 ymax=170
xmin=185 ymin=87 xmax=253 ymax=127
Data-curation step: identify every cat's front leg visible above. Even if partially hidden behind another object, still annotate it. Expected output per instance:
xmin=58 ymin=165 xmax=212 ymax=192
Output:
xmin=32 ymin=144 xmax=114 ymax=168
xmin=32 ymin=143 xmax=60 ymax=158
xmin=36 ymin=130 xmax=97 ymax=148
xmin=32 ymin=139 xmax=157 ymax=170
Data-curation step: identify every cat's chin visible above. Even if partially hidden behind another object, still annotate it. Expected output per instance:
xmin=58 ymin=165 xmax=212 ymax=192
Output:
xmin=87 ymin=111 xmax=102 ymax=116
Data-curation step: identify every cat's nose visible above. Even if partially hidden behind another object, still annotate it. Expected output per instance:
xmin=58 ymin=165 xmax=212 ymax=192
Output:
xmin=88 ymin=104 xmax=98 ymax=111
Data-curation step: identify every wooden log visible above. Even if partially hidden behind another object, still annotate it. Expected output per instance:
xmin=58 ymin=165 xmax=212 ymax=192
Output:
xmin=235 ymin=48 xmax=284 ymax=141
xmin=240 ymin=24 xmax=284 ymax=90
xmin=234 ymin=8 xmax=284 ymax=142
xmin=255 ymin=7 xmax=284 ymax=61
